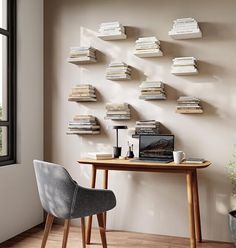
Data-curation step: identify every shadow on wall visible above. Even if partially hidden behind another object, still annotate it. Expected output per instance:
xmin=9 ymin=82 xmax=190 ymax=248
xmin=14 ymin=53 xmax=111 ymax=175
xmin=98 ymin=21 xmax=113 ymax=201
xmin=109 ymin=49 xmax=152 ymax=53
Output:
xmin=200 ymin=22 xmax=236 ymax=41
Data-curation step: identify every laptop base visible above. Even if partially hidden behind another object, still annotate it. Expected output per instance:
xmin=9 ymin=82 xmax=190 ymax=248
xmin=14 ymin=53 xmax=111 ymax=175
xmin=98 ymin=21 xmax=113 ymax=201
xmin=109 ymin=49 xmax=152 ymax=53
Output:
xmin=130 ymin=158 xmax=173 ymax=164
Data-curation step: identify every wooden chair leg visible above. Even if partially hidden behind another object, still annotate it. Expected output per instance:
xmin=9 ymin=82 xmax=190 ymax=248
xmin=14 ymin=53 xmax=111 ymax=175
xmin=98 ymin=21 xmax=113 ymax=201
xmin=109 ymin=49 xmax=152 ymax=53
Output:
xmin=81 ymin=217 xmax=86 ymax=248
xmin=62 ymin=219 xmax=70 ymax=248
xmin=41 ymin=213 xmax=54 ymax=248
xmin=97 ymin=213 xmax=107 ymax=248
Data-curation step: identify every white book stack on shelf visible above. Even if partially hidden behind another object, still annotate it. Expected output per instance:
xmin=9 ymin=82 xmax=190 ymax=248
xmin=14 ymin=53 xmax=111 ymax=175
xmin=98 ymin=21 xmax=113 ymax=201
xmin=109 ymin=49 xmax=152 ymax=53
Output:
xmin=106 ymin=62 xmax=131 ymax=80
xmin=67 ymin=47 xmax=97 ymax=64
xmin=134 ymin=37 xmax=163 ymax=57
xmin=68 ymin=84 xmax=97 ymax=102
xmin=97 ymin=21 xmax=127 ymax=40
xmin=87 ymin=152 xmax=113 ymax=160
xmin=105 ymin=103 xmax=131 ymax=120
xmin=139 ymin=81 xmax=166 ymax=100
xmin=176 ymin=96 xmax=203 ymax=114
xmin=169 ymin=17 xmax=202 ymax=39
xmin=171 ymin=57 xmax=198 ymax=75
xmin=67 ymin=115 xmax=100 ymax=135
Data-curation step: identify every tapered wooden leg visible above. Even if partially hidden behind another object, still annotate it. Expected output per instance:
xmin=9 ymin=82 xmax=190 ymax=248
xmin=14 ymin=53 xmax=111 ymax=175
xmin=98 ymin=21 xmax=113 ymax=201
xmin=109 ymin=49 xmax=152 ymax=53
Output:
xmin=41 ymin=213 xmax=54 ymax=248
xmin=86 ymin=165 xmax=97 ymax=244
xmin=103 ymin=170 xmax=108 ymax=227
xmin=97 ymin=213 xmax=107 ymax=248
xmin=62 ymin=219 xmax=70 ymax=248
xmin=193 ymin=170 xmax=202 ymax=242
xmin=81 ymin=217 xmax=86 ymax=248
xmin=186 ymin=171 xmax=196 ymax=248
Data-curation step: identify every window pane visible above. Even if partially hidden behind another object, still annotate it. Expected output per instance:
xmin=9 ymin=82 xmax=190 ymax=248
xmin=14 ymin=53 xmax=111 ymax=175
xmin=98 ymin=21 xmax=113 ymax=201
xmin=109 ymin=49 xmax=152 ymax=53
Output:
xmin=0 ymin=0 xmax=7 ymax=29
xmin=0 ymin=126 xmax=7 ymax=156
xmin=0 ymin=34 xmax=7 ymax=120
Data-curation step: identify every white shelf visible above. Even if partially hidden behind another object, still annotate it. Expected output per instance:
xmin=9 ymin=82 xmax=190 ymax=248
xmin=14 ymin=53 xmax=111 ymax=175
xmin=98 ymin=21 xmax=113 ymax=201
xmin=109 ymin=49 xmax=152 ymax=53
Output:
xmin=68 ymin=98 xmax=97 ymax=102
xmin=176 ymin=109 xmax=203 ymax=114
xmin=134 ymin=50 xmax=163 ymax=58
xmin=98 ymin=33 xmax=127 ymax=40
xmin=67 ymin=57 xmax=97 ymax=64
xmin=171 ymin=70 xmax=198 ymax=76
xmin=169 ymin=31 xmax=202 ymax=39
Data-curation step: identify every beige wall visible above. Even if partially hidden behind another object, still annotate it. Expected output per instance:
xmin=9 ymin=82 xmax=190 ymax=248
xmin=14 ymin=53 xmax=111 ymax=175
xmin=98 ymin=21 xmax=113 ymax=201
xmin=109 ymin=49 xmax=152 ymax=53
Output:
xmin=0 ymin=0 xmax=44 ymax=242
xmin=44 ymin=0 xmax=236 ymax=242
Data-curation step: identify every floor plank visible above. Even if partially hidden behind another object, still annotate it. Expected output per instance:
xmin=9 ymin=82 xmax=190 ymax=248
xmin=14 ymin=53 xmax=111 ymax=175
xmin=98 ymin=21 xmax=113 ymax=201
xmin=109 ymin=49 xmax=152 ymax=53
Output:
xmin=1 ymin=224 xmax=234 ymax=248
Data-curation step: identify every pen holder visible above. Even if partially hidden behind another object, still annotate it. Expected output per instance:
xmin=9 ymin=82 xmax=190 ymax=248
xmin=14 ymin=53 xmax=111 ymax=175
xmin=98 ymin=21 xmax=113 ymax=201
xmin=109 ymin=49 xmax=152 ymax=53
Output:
xmin=113 ymin=147 xmax=122 ymax=158
xmin=126 ymin=150 xmax=134 ymax=158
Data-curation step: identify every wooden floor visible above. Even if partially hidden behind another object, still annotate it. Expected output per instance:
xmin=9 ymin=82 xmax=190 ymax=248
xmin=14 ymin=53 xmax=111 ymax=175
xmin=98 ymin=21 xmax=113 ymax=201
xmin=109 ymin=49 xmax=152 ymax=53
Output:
xmin=1 ymin=224 xmax=234 ymax=248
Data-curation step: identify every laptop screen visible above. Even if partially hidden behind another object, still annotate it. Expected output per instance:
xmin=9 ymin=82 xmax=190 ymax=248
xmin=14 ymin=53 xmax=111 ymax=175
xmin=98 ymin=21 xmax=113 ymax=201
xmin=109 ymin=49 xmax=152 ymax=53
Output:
xmin=139 ymin=134 xmax=174 ymax=160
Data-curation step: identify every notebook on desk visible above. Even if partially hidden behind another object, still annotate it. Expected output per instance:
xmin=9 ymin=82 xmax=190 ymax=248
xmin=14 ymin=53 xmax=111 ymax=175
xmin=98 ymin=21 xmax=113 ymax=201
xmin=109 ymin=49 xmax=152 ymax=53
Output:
xmin=132 ymin=134 xmax=174 ymax=163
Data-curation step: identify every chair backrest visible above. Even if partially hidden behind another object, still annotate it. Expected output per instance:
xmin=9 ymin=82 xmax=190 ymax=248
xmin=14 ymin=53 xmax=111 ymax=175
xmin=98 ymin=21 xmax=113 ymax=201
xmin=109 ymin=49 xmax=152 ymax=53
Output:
xmin=33 ymin=160 xmax=77 ymax=219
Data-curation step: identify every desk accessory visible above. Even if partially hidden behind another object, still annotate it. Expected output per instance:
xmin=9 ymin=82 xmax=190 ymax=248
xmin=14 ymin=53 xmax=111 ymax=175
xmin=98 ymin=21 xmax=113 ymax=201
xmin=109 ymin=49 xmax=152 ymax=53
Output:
xmin=183 ymin=158 xmax=205 ymax=164
xmin=173 ymin=151 xmax=185 ymax=164
xmin=87 ymin=152 xmax=112 ymax=160
xmin=126 ymin=142 xmax=134 ymax=158
xmin=112 ymin=125 xmax=127 ymax=158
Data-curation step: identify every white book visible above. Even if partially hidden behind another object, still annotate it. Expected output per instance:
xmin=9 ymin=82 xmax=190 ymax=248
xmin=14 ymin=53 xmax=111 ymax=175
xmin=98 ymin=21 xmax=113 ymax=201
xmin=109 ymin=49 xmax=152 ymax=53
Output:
xmin=173 ymin=61 xmax=196 ymax=66
xmin=99 ymin=26 xmax=125 ymax=32
xmin=174 ymin=18 xmax=196 ymax=23
xmin=173 ymin=24 xmax=199 ymax=30
xmin=140 ymin=82 xmax=163 ymax=87
xmin=67 ymin=130 xmax=100 ymax=135
xmin=100 ymin=21 xmax=121 ymax=27
xmin=87 ymin=152 xmax=113 ymax=160
xmin=173 ymin=57 xmax=196 ymax=61
xmin=67 ymin=57 xmax=97 ymax=63
xmin=135 ymin=40 xmax=160 ymax=45
xmin=99 ymin=30 xmax=124 ymax=35
xmin=109 ymin=62 xmax=127 ymax=67
xmin=172 ymin=65 xmax=197 ymax=71
xmin=70 ymin=46 xmax=95 ymax=52
xmin=137 ymin=36 xmax=159 ymax=42
xmin=169 ymin=29 xmax=201 ymax=34
xmin=135 ymin=44 xmax=160 ymax=50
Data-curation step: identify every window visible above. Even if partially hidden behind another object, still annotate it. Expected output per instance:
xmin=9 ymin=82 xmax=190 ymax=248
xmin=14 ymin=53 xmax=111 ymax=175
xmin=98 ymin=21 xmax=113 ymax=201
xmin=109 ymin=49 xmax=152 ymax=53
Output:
xmin=0 ymin=0 xmax=16 ymax=166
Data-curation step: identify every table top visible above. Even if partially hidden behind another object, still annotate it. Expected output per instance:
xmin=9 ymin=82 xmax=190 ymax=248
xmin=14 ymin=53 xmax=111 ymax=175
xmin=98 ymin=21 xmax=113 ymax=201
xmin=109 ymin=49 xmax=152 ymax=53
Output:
xmin=78 ymin=158 xmax=211 ymax=171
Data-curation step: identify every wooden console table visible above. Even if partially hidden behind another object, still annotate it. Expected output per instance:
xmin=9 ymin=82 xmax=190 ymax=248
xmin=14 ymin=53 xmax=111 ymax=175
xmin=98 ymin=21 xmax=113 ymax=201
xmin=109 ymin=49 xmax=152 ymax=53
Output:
xmin=78 ymin=158 xmax=211 ymax=248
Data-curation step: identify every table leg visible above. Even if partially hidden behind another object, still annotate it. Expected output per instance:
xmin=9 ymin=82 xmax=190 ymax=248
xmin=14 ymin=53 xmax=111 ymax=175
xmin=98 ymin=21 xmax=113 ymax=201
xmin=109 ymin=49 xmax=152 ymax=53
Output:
xmin=186 ymin=171 xmax=196 ymax=248
xmin=103 ymin=170 xmax=108 ymax=227
xmin=86 ymin=165 xmax=97 ymax=244
xmin=193 ymin=170 xmax=202 ymax=242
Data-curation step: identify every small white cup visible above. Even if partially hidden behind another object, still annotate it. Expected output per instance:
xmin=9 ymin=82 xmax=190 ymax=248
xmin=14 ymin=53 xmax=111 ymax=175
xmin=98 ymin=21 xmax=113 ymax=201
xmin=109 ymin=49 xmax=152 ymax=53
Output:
xmin=173 ymin=151 xmax=185 ymax=164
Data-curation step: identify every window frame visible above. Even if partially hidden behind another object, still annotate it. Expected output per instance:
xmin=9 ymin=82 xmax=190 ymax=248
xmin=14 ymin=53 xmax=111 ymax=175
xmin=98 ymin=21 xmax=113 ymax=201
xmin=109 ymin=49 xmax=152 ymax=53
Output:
xmin=0 ymin=0 xmax=16 ymax=166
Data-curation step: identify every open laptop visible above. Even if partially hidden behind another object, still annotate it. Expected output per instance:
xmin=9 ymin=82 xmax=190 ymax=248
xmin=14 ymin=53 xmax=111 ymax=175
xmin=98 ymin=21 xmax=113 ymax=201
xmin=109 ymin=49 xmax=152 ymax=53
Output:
xmin=132 ymin=134 xmax=174 ymax=163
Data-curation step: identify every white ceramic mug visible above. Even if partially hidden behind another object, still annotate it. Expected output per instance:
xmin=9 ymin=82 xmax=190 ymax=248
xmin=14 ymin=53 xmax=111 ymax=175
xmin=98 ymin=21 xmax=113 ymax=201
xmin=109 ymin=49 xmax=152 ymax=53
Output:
xmin=173 ymin=151 xmax=185 ymax=164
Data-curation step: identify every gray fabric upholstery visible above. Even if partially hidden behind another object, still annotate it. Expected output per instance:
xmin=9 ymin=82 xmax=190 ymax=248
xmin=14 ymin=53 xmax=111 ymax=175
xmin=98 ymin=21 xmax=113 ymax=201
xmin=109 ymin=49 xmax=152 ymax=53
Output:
xmin=33 ymin=160 xmax=116 ymax=219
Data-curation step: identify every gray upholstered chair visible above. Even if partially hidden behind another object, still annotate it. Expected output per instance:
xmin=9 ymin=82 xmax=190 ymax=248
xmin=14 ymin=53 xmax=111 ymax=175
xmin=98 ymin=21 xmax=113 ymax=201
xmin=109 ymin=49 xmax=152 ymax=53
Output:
xmin=33 ymin=160 xmax=116 ymax=248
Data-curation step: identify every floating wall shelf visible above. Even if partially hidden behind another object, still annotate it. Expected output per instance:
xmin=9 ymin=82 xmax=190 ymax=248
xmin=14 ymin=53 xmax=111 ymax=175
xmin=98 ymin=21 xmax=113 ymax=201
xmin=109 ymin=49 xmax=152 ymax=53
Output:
xmin=169 ymin=17 xmax=202 ymax=40
xmin=97 ymin=21 xmax=127 ymax=40
xmin=67 ymin=46 xmax=97 ymax=64
xmin=67 ymin=115 xmax=100 ymax=135
xmin=134 ymin=37 xmax=163 ymax=58
xmin=68 ymin=84 xmax=97 ymax=102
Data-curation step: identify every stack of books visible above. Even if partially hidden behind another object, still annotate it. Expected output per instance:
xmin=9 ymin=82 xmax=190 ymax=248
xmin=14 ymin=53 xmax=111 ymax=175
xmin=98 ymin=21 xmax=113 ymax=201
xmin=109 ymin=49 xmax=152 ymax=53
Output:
xmin=67 ymin=115 xmax=100 ymax=135
xmin=169 ymin=17 xmax=202 ymax=39
xmin=97 ymin=21 xmax=127 ymax=40
xmin=68 ymin=84 xmax=97 ymax=102
xmin=105 ymin=103 xmax=131 ymax=120
xmin=171 ymin=57 xmax=198 ymax=75
xmin=67 ymin=47 xmax=97 ymax=64
xmin=139 ymin=81 xmax=166 ymax=100
xmin=134 ymin=37 xmax=163 ymax=57
xmin=106 ymin=62 xmax=131 ymax=80
xmin=87 ymin=152 xmax=113 ymax=160
xmin=176 ymin=96 xmax=203 ymax=114
xmin=134 ymin=120 xmax=160 ymax=136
